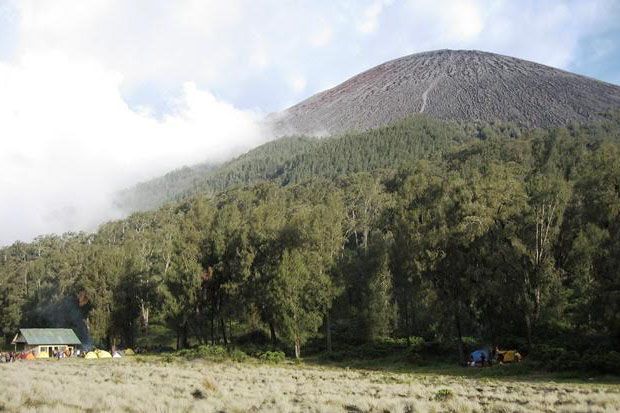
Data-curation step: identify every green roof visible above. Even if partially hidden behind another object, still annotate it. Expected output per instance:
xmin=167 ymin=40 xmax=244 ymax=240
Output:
xmin=14 ymin=329 xmax=82 ymax=345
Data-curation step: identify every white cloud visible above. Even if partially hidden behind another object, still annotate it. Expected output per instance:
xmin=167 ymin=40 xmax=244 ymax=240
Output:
xmin=0 ymin=0 xmax=617 ymax=245
xmin=357 ymin=0 xmax=393 ymax=34
xmin=446 ymin=1 xmax=484 ymax=40
xmin=399 ymin=0 xmax=617 ymax=69
xmin=309 ymin=24 xmax=334 ymax=47
xmin=0 ymin=51 xmax=262 ymax=245
xmin=288 ymin=74 xmax=308 ymax=93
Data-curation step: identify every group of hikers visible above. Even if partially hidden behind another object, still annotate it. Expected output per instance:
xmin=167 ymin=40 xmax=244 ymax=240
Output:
xmin=0 ymin=348 xmax=75 ymax=362
xmin=467 ymin=346 xmax=522 ymax=367
xmin=0 ymin=346 xmax=137 ymax=362
xmin=0 ymin=352 xmax=17 ymax=363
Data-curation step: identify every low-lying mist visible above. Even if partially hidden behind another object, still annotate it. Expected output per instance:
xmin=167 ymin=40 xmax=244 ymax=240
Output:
xmin=0 ymin=52 xmax=271 ymax=246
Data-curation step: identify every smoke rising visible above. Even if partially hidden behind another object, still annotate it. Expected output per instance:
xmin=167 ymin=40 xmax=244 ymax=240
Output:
xmin=31 ymin=296 xmax=92 ymax=349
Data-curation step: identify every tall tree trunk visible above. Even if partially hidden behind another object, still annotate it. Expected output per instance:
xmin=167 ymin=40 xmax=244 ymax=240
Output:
xmin=404 ymin=298 xmax=411 ymax=345
xmin=525 ymin=313 xmax=533 ymax=350
xmin=533 ymin=287 xmax=541 ymax=321
xmin=181 ymin=322 xmax=189 ymax=349
xmin=294 ymin=336 xmax=301 ymax=359
xmin=210 ymin=312 xmax=215 ymax=345
xmin=219 ymin=316 xmax=228 ymax=346
xmin=523 ymin=284 xmax=534 ymax=350
xmin=140 ymin=301 xmax=149 ymax=334
xmin=455 ymin=308 xmax=465 ymax=364
xmin=325 ymin=312 xmax=332 ymax=353
xmin=269 ymin=321 xmax=277 ymax=347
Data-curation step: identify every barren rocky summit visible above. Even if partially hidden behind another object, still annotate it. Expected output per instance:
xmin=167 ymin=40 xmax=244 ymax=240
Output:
xmin=271 ymin=49 xmax=620 ymax=136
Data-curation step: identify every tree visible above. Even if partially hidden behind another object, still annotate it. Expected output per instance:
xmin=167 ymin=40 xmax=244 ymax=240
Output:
xmin=510 ymin=174 xmax=570 ymax=348
xmin=273 ymin=249 xmax=331 ymax=358
xmin=160 ymin=208 xmax=203 ymax=349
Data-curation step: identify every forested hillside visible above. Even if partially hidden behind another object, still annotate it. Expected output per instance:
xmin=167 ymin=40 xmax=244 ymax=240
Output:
xmin=117 ymin=115 xmax=517 ymax=212
xmin=2 ymin=112 xmax=620 ymax=371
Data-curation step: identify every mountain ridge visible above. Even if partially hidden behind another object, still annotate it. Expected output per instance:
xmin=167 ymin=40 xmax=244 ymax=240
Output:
xmin=269 ymin=49 xmax=620 ymax=136
xmin=117 ymin=49 xmax=620 ymax=211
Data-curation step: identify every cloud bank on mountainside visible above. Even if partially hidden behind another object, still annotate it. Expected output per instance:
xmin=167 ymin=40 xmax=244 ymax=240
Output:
xmin=0 ymin=0 xmax=618 ymax=245
xmin=0 ymin=52 xmax=262 ymax=245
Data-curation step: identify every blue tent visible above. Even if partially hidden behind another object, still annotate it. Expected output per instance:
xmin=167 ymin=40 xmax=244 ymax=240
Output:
xmin=470 ymin=349 xmax=490 ymax=363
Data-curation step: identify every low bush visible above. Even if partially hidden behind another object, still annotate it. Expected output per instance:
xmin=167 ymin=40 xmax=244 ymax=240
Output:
xmin=228 ymin=348 xmax=249 ymax=362
xmin=530 ymin=345 xmax=620 ymax=373
xmin=433 ymin=389 xmax=453 ymax=401
xmin=461 ymin=336 xmax=478 ymax=351
xmin=579 ymin=351 xmax=620 ymax=374
xmin=257 ymin=351 xmax=286 ymax=363
xmin=177 ymin=345 xmax=249 ymax=362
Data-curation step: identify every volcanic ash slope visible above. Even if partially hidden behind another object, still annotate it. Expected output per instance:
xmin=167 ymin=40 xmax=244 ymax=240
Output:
xmin=270 ymin=50 xmax=620 ymax=136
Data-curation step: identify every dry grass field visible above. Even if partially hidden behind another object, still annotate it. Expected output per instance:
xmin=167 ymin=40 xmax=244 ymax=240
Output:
xmin=0 ymin=357 xmax=619 ymax=412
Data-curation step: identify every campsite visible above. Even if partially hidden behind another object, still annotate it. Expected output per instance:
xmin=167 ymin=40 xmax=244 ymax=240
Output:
xmin=2 ymin=1 xmax=620 ymax=412
xmin=2 ymin=330 xmax=618 ymax=411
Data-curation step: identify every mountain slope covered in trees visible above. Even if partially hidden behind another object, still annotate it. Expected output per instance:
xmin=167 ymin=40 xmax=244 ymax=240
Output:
xmin=2 ymin=112 xmax=620 ymax=372
xmin=117 ymin=116 xmax=518 ymax=211
xmin=118 ymin=49 xmax=620 ymax=213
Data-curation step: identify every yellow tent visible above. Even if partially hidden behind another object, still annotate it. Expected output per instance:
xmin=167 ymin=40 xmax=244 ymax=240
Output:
xmin=498 ymin=350 xmax=522 ymax=363
xmin=36 ymin=351 xmax=49 ymax=359
xmin=95 ymin=350 xmax=112 ymax=359
xmin=123 ymin=348 xmax=135 ymax=356
xmin=84 ymin=351 xmax=98 ymax=359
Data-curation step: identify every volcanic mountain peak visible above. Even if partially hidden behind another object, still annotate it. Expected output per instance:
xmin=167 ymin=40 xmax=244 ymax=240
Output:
xmin=270 ymin=49 xmax=620 ymax=136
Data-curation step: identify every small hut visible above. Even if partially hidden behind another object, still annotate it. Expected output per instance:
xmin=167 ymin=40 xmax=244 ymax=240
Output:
xmin=12 ymin=328 xmax=81 ymax=358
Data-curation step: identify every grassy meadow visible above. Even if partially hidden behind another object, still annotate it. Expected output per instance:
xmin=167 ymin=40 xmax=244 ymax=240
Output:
xmin=1 ymin=357 xmax=619 ymax=412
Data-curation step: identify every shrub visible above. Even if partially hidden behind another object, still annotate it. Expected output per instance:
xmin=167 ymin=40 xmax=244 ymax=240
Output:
xmin=433 ymin=389 xmax=453 ymax=402
xmin=407 ymin=336 xmax=425 ymax=351
xmin=177 ymin=345 xmax=227 ymax=360
xmin=191 ymin=389 xmax=205 ymax=399
xmin=581 ymin=351 xmax=620 ymax=374
xmin=257 ymin=351 xmax=285 ymax=363
xmin=228 ymin=348 xmax=249 ymax=362
xmin=461 ymin=336 xmax=478 ymax=350
xmin=176 ymin=345 xmax=250 ymax=362
xmin=530 ymin=345 xmax=620 ymax=373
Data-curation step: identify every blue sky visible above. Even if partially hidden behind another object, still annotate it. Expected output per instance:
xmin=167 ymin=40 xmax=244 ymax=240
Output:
xmin=0 ymin=0 xmax=619 ymax=244
xmin=2 ymin=0 xmax=618 ymax=114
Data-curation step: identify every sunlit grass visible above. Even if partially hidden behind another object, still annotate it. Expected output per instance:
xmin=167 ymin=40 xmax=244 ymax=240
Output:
xmin=0 ymin=357 xmax=618 ymax=412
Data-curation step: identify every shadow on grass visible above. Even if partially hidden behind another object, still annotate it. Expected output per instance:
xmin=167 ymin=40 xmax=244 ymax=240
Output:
xmin=303 ymin=353 xmax=620 ymax=385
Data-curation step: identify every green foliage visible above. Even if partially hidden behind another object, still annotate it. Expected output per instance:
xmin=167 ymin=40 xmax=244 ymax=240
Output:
xmin=530 ymin=346 xmax=620 ymax=373
xmin=117 ymin=116 xmax=473 ymax=212
xmin=433 ymin=389 xmax=454 ymax=401
xmin=176 ymin=345 xmax=249 ymax=362
xmin=2 ymin=112 xmax=620 ymax=373
xmin=257 ymin=351 xmax=286 ymax=363
xmin=228 ymin=348 xmax=250 ymax=362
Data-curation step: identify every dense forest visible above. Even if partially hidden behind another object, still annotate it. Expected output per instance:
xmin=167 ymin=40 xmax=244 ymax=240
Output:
xmin=116 ymin=116 xmax=514 ymax=211
xmin=2 ymin=113 xmax=620 ymax=371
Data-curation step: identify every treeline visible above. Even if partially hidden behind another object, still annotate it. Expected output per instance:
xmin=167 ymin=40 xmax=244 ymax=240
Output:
xmin=1 ymin=113 xmax=620 ymax=369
